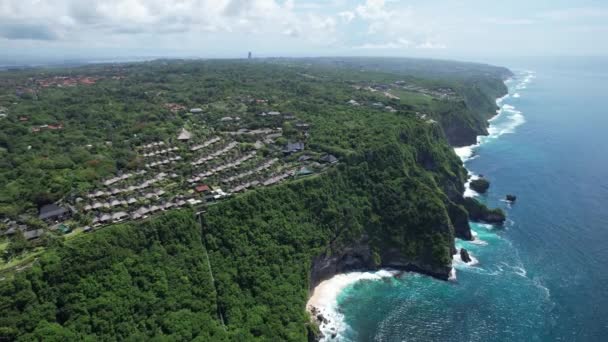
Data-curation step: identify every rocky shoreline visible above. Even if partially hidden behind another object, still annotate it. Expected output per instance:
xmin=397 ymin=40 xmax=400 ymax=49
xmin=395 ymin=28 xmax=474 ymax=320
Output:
xmin=309 ymin=240 xmax=452 ymax=291
xmin=306 ymin=80 xmax=512 ymax=341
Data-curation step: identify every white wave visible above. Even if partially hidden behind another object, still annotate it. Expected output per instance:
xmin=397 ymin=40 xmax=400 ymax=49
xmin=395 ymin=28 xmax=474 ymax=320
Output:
xmin=448 ymin=267 xmax=457 ymax=281
xmin=463 ymin=173 xmax=481 ymax=198
xmin=496 ymin=93 xmax=510 ymax=105
xmin=469 ymin=235 xmax=489 ymax=246
xmin=453 ymin=74 xmax=529 ymax=166
xmin=499 ymin=262 xmax=528 ymax=277
xmin=482 ymin=103 xmax=526 ymax=141
xmin=314 ymin=71 xmax=535 ymax=339
xmin=453 ymin=248 xmax=480 ymax=267
xmin=514 ymin=71 xmax=535 ymax=90
xmin=533 ymin=277 xmax=551 ymax=300
xmin=454 ymin=145 xmax=478 ymax=162
xmin=307 ymin=270 xmax=398 ymax=341
xmin=513 ymin=266 xmax=527 ymax=277
xmin=476 ymin=223 xmax=495 ymax=230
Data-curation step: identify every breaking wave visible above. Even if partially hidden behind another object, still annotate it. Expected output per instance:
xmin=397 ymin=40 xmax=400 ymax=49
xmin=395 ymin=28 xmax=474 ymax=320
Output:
xmin=307 ymin=270 xmax=399 ymax=341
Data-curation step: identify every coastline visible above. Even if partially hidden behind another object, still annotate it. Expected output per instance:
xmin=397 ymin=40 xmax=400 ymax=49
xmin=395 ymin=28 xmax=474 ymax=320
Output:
xmin=306 ymin=270 xmax=399 ymax=340
xmin=306 ymin=71 xmax=532 ymax=341
xmin=450 ymin=72 xmax=531 ymax=276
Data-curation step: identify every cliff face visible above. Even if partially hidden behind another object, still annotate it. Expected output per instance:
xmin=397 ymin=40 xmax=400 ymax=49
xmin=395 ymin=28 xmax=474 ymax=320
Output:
xmin=310 ymin=238 xmax=452 ymax=291
xmin=309 ymin=75 xmax=511 ymax=287
xmin=441 ymin=78 xmax=510 ymax=147
xmin=448 ymin=201 xmax=473 ymax=241
xmin=0 ymin=59 xmax=515 ymax=342
xmin=443 ymin=121 xmax=485 ymax=147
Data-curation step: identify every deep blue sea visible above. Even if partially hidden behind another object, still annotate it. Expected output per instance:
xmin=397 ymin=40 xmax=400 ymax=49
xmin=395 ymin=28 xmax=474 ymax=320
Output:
xmin=326 ymin=58 xmax=608 ymax=341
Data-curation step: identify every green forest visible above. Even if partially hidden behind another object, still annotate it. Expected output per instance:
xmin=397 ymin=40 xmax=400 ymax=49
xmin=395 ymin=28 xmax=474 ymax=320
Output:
xmin=0 ymin=57 xmax=510 ymax=340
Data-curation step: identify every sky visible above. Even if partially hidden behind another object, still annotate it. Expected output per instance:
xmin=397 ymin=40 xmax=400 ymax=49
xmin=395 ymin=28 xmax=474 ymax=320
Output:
xmin=1 ymin=0 xmax=607 ymax=63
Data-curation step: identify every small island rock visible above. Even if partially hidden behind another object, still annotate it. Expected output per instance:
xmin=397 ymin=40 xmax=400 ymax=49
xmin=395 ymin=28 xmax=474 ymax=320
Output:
xmin=460 ymin=248 xmax=472 ymax=263
xmin=463 ymin=197 xmax=506 ymax=225
xmin=470 ymin=178 xmax=490 ymax=194
xmin=506 ymin=194 xmax=517 ymax=202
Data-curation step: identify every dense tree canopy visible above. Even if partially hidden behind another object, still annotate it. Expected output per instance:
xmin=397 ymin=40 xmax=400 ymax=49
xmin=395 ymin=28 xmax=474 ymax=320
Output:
xmin=0 ymin=57 xmax=510 ymax=340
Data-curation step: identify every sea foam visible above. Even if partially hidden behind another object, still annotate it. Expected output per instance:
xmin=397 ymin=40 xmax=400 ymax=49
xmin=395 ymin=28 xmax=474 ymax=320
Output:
xmin=453 ymin=248 xmax=480 ymax=267
xmin=307 ymin=270 xmax=398 ymax=341
xmin=456 ymin=71 xmax=531 ymax=167
xmin=309 ymin=71 xmax=535 ymax=341
xmin=463 ymin=172 xmax=481 ymax=198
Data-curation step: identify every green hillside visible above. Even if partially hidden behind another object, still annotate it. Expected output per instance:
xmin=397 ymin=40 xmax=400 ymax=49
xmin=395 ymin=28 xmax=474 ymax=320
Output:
xmin=0 ymin=58 xmax=509 ymax=341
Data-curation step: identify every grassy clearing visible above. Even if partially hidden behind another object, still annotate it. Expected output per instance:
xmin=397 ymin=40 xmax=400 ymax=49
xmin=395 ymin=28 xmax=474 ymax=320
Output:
xmin=390 ymin=89 xmax=434 ymax=107
xmin=0 ymin=247 xmax=44 ymax=273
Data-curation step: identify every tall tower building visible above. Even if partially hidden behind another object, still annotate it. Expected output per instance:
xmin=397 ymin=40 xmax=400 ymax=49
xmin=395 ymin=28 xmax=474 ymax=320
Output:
xmin=248 ymin=51 xmax=252 ymax=59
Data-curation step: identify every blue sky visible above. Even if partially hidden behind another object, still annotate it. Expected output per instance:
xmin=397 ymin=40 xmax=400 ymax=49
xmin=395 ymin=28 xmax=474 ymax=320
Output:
xmin=1 ymin=0 xmax=607 ymax=62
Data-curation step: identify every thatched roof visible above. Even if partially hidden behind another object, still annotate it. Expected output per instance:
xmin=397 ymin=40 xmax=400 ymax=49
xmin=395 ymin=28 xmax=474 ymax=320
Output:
xmin=177 ymin=128 xmax=192 ymax=140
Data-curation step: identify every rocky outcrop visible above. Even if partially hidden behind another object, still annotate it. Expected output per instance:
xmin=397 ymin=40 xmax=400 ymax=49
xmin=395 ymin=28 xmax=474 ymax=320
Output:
xmin=310 ymin=242 xmax=377 ymax=289
xmin=463 ymin=197 xmax=506 ymax=225
xmin=443 ymin=121 xmax=485 ymax=147
xmin=470 ymin=178 xmax=490 ymax=194
xmin=310 ymin=239 xmax=452 ymax=292
xmin=447 ymin=201 xmax=473 ymax=241
xmin=506 ymin=194 xmax=517 ymax=202
xmin=460 ymin=248 xmax=472 ymax=263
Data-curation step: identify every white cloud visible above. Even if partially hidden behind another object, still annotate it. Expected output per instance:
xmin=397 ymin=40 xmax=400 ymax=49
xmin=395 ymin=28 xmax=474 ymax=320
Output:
xmin=353 ymin=38 xmax=405 ymax=49
xmin=416 ymin=41 xmax=446 ymax=49
xmin=355 ymin=0 xmax=392 ymax=21
xmin=539 ymin=7 xmax=608 ymax=21
xmin=483 ymin=17 xmax=536 ymax=25
xmin=354 ymin=37 xmax=446 ymax=50
xmin=343 ymin=0 xmax=446 ymax=51
xmin=4 ymin=0 xmax=603 ymax=58
xmin=0 ymin=0 xmax=337 ymax=45
xmin=338 ymin=11 xmax=355 ymax=23
xmin=354 ymin=41 xmax=401 ymax=49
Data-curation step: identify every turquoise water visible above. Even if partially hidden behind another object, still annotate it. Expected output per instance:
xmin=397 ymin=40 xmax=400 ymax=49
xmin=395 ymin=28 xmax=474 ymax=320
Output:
xmin=334 ymin=58 xmax=608 ymax=341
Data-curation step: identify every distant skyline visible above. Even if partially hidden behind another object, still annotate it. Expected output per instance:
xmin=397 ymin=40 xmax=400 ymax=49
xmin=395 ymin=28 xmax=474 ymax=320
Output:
xmin=1 ymin=0 xmax=607 ymax=64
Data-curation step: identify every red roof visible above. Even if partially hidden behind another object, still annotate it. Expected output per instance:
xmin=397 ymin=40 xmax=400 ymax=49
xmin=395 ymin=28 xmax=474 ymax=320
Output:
xmin=195 ymin=184 xmax=210 ymax=193
xmin=48 ymin=123 xmax=64 ymax=130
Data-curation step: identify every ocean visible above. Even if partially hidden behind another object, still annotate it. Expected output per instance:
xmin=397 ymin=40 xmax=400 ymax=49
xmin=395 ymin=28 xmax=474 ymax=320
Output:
xmin=312 ymin=57 xmax=608 ymax=341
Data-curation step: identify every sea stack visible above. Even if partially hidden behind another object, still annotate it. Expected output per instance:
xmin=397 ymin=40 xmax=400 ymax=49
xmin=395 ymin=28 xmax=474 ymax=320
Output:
xmin=463 ymin=197 xmax=506 ymax=225
xmin=470 ymin=177 xmax=490 ymax=194
xmin=460 ymin=248 xmax=472 ymax=263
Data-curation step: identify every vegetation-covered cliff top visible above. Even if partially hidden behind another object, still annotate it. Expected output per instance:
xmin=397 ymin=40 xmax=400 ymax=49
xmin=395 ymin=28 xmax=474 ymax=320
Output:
xmin=0 ymin=57 xmax=509 ymax=340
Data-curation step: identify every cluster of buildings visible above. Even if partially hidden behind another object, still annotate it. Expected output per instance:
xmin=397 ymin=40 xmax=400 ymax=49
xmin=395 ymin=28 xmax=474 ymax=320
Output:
xmin=87 ymin=172 xmax=177 ymax=199
xmin=191 ymin=141 xmax=239 ymax=166
xmin=260 ymin=168 xmax=298 ymax=187
xmin=1 ymin=203 xmax=75 ymax=240
xmin=163 ymin=103 xmax=187 ymax=113
xmin=1 ymin=219 xmax=45 ymax=240
xmin=30 ymin=123 xmax=64 ymax=133
xmin=394 ymin=81 xmax=459 ymax=100
xmin=34 ymin=75 xmax=99 ymax=88
xmin=349 ymin=98 xmax=398 ymax=113
xmin=221 ymin=158 xmax=278 ymax=184
xmin=142 ymin=146 xmax=179 ymax=158
xmin=4 ymin=104 xmax=339 ymax=241
xmin=190 ymin=136 xmax=221 ymax=151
